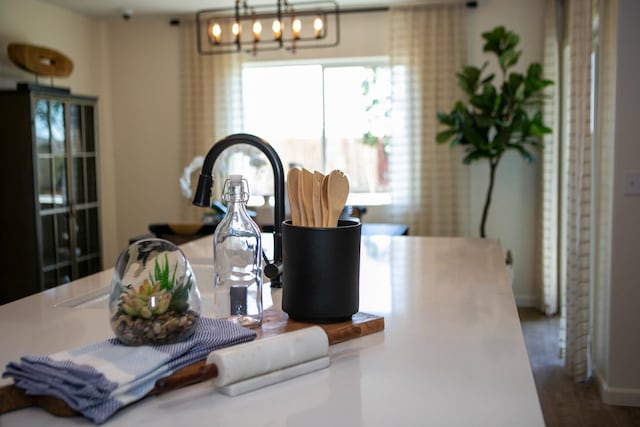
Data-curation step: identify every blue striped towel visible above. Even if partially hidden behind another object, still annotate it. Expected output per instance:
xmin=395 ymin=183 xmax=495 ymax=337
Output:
xmin=3 ymin=317 xmax=256 ymax=424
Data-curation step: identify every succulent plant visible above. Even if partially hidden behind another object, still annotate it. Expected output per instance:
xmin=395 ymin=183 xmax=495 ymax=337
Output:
xmin=120 ymin=279 xmax=172 ymax=319
xmin=118 ymin=252 xmax=193 ymax=319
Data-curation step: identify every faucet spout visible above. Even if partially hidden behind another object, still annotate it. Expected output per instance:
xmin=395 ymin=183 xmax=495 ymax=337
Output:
xmin=192 ymin=133 xmax=285 ymax=287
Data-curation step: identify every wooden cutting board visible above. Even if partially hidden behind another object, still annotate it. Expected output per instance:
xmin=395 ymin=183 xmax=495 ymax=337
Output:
xmin=0 ymin=310 xmax=384 ymax=417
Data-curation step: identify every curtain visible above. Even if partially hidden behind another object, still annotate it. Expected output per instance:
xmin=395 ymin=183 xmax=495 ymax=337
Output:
xmin=559 ymin=0 xmax=593 ymax=382
xmin=540 ymin=0 xmax=561 ymax=316
xmin=540 ymin=0 xmax=617 ymax=383
xmin=388 ymin=4 xmax=469 ymax=237
xmin=180 ymin=21 xmax=244 ymax=221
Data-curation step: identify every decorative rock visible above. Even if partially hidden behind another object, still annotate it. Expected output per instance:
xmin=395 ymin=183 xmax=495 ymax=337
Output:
xmin=111 ymin=310 xmax=200 ymax=346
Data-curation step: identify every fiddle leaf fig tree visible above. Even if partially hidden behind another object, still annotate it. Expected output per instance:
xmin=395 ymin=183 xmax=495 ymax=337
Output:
xmin=436 ymin=26 xmax=553 ymax=238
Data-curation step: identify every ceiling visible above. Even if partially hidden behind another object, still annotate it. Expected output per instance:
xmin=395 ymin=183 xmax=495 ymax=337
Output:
xmin=37 ymin=0 xmax=411 ymax=18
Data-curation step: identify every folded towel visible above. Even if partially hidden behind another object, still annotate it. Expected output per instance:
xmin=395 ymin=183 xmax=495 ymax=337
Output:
xmin=3 ymin=317 xmax=256 ymax=424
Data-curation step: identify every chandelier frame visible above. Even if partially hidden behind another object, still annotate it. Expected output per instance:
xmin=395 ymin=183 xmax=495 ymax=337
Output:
xmin=196 ymin=0 xmax=340 ymax=55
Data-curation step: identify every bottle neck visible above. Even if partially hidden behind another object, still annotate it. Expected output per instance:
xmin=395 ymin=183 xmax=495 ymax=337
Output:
xmin=224 ymin=181 xmax=249 ymax=204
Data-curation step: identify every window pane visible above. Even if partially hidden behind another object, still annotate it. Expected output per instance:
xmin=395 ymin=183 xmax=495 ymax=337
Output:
xmin=324 ymin=66 xmax=390 ymax=193
xmin=35 ymin=99 xmax=51 ymax=154
xmin=56 ymin=213 xmax=71 ymax=263
xmin=52 ymin=156 xmax=68 ymax=206
xmin=38 ymin=158 xmax=54 ymax=209
xmin=75 ymin=209 xmax=87 ymax=257
xmin=243 ymin=64 xmax=324 ymax=179
xmin=86 ymin=157 xmax=97 ymax=202
xmin=50 ymin=101 xmax=66 ymax=155
xmin=41 ymin=214 xmax=56 ymax=266
xmin=242 ymin=61 xmax=391 ymax=199
xmin=69 ymin=104 xmax=81 ymax=154
xmin=87 ymin=207 xmax=100 ymax=254
xmin=73 ymin=157 xmax=85 ymax=204
xmin=84 ymin=105 xmax=95 ymax=152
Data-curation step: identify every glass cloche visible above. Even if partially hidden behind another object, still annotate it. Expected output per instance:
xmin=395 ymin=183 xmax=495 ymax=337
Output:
xmin=109 ymin=238 xmax=201 ymax=345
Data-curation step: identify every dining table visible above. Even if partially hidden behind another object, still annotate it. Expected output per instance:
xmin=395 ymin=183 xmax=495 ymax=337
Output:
xmin=0 ymin=234 xmax=544 ymax=426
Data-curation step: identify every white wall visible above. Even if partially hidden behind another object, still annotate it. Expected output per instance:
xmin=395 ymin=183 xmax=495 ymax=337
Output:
xmin=0 ymin=0 xmax=119 ymax=266
xmin=464 ymin=0 xmax=545 ymax=307
xmin=596 ymin=0 xmax=640 ymax=406
xmin=106 ymin=17 xmax=183 ymax=248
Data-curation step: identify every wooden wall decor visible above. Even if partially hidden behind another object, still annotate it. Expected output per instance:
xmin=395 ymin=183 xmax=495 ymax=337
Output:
xmin=7 ymin=43 xmax=73 ymax=77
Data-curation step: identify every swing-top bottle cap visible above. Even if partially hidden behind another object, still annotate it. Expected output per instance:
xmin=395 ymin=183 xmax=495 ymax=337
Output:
xmin=229 ymin=174 xmax=243 ymax=183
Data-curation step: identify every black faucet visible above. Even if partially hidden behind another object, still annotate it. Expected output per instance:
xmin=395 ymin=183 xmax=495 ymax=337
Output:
xmin=192 ymin=133 xmax=285 ymax=287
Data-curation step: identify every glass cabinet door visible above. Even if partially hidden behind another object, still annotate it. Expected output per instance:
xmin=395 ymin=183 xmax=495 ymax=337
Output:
xmin=70 ymin=102 xmax=101 ymax=276
xmin=34 ymin=95 xmax=101 ymax=289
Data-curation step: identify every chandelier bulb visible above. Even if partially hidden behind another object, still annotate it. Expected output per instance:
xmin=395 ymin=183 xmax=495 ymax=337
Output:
xmin=272 ymin=19 xmax=282 ymax=40
xmin=313 ymin=16 xmax=323 ymax=38
xmin=252 ymin=19 xmax=262 ymax=41
xmin=211 ymin=22 xmax=222 ymax=43
xmin=232 ymin=21 xmax=241 ymax=38
xmin=292 ymin=17 xmax=302 ymax=40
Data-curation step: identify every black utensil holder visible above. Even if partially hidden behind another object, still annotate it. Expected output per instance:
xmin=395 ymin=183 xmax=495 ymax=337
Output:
xmin=282 ymin=220 xmax=361 ymax=322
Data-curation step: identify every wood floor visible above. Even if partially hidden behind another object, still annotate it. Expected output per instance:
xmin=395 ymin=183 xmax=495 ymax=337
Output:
xmin=518 ymin=308 xmax=640 ymax=427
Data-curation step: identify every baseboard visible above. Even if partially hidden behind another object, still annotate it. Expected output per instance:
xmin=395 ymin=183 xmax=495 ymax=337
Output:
xmin=514 ymin=294 xmax=539 ymax=308
xmin=593 ymin=368 xmax=640 ymax=407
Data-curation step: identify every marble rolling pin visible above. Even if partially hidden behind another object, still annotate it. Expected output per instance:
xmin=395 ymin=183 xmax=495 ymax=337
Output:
xmin=0 ymin=327 xmax=330 ymax=416
xmin=159 ymin=325 xmax=330 ymax=396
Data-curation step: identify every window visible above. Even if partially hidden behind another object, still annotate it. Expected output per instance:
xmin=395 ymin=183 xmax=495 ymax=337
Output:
xmin=241 ymin=59 xmax=391 ymax=205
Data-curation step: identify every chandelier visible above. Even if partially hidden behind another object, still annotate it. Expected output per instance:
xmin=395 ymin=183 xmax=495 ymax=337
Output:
xmin=196 ymin=0 xmax=340 ymax=55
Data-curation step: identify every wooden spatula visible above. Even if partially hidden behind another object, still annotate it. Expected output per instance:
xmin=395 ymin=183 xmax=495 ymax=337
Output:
xmin=287 ymin=168 xmax=302 ymax=226
xmin=299 ymin=168 xmax=315 ymax=227
xmin=321 ymin=174 xmax=330 ymax=227
xmin=312 ymin=171 xmax=325 ymax=227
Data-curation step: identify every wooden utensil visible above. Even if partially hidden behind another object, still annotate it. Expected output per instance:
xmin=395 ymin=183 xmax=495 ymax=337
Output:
xmin=287 ymin=168 xmax=302 ymax=226
xmin=321 ymin=174 xmax=330 ymax=227
xmin=299 ymin=168 xmax=315 ymax=227
xmin=326 ymin=170 xmax=349 ymax=227
xmin=312 ymin=171 xmax=324 ymax=227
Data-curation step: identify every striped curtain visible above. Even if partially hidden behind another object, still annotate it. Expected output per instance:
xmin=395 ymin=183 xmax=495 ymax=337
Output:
xmin=559 ymin=0 xmax=593 ymax=382
xmin=541 ymin=0 xmax=617 ymax=383
xmin=540 ymin=0 xmax=561 ymax=316
xmin=388 ymin=4 xmax=469 ymax=237
xmin=180 ymin=21 xmax=244 ymax=221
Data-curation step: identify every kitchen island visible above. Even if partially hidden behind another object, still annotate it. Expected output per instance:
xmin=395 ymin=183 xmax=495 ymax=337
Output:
xmin=0 ymin=235 xmax=544 ymax=426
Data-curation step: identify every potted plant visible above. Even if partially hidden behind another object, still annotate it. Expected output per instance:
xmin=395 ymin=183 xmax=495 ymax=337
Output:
xmin=436 ymin=26 xmax=553 ymax=238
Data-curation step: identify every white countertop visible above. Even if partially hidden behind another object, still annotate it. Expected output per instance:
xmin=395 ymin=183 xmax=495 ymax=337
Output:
xmin=0 ymin=235 xmax=544 ymax=426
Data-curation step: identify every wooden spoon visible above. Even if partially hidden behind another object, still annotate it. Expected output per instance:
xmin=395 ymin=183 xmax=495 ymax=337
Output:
xmin=299 ymin=168 xmax=315 ymax=227
xmin=326 ymin=170 xmax=349 ymax=227
xmin=312 ymin=171 xmax=324 ymax=227
xmin=287 ymin=168 xmax=302 ymax=226
xmin=321 ymin=174 xmax=330 ymax=227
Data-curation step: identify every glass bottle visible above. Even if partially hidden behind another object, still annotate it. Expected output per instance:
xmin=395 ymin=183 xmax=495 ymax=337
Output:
xmin=213 ymin=175 xmax=263 ymax=327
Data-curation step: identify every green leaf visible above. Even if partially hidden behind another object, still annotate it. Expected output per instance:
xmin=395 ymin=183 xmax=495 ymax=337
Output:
xmin=510 ymin=144 xmax=535 ymax=163
xmin=480 ymin=73 xmax=495 ymax=85
xmin=457 ymin=64 xmax=487 ymax=95
xmin=436 ymin=129 xmax=459 ymax=143
xmin=436 ymin=111 xmax=454 ymax=126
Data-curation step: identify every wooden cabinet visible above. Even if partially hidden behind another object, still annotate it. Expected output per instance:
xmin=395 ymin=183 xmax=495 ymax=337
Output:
xmin=0 ymin=84 xmax=102 ymax=304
